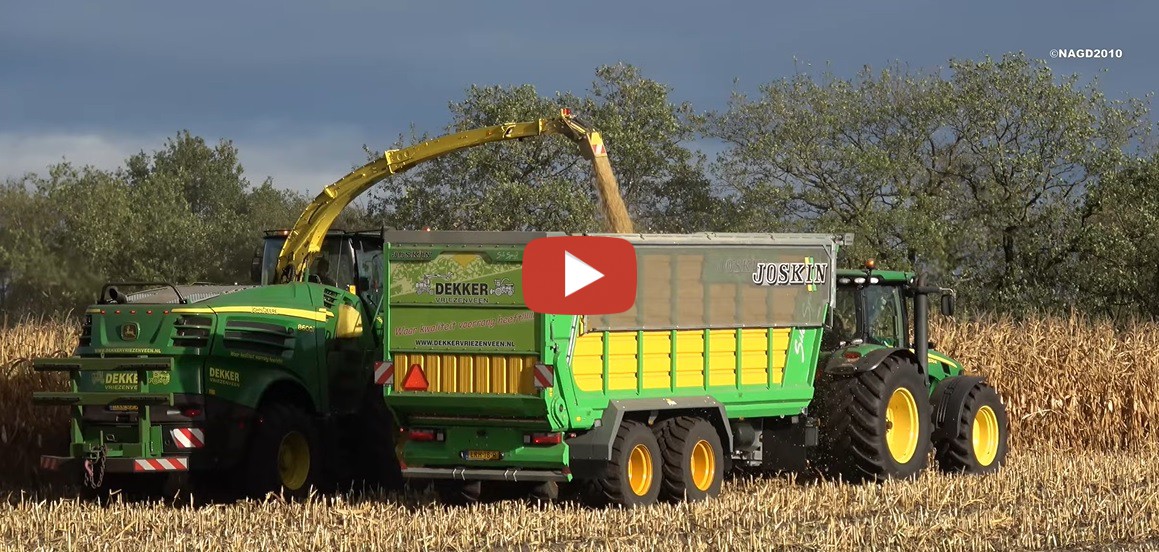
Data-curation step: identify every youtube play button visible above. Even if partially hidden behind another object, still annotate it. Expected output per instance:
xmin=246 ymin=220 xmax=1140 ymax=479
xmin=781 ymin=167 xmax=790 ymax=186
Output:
xmin=523 ymin=236 xmax=637 ymax=315
xmin=564 ymin=251 xmax=604 ymax=296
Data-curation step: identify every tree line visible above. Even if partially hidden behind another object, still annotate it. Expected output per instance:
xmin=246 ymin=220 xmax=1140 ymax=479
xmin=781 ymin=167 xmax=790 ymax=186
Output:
xmin=2 ymin=52 xmax=1156 ymax=319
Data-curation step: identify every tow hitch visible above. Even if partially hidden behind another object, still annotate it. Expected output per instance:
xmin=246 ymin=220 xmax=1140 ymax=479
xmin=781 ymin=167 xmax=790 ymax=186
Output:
xmin=82 ymin=443 xmax=107 ymax=489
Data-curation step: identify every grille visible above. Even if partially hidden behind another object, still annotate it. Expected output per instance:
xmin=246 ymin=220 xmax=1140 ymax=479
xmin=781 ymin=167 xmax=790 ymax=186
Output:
xmin=171 ymin=316 xmax=212 ymax=348
xmin=222 ymin=320 xmax=294 ymax=358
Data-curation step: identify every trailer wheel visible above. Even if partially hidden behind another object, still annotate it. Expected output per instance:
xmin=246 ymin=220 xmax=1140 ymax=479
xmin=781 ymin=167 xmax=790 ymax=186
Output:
xmin=585 ymin=420 xmax=661 ymax=508
xmin=245 ymin=402 xmax=320 ymax=498
xmin=653 ymin=416 xmax=723 ymax=502
xmin=814 ymin=355 xmax=931 ymax=482
xmin=934 ymin=382 xmax=1009 ymax=473
xmin=435 ymin=480 xmax=483 ymax=505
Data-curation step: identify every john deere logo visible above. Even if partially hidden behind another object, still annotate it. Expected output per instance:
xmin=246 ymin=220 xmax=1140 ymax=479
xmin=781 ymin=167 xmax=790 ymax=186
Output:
xmin=120 ymin=323 xmax=139 ymax=341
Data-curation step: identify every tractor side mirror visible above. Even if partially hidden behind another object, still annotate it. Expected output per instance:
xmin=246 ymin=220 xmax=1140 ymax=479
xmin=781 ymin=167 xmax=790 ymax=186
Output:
xmin=249 ymin=248 xmax=262 ymax=284
xmin=940 ymin=293 xmax=955 ymax=316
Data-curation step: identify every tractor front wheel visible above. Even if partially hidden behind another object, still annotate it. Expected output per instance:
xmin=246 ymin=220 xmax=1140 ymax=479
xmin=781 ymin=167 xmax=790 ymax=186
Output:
xmin=933 ymin=381 xmax=1009 ymax=473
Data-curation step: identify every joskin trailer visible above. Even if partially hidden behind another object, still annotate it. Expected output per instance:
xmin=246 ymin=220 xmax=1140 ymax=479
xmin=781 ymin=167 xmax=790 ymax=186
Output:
xmin=380 ymin=231 xmax=1009 ymax=507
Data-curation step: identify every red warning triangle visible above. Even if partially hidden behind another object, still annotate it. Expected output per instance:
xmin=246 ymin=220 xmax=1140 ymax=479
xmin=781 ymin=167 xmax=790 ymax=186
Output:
xmin=401 ymin=363 xmax=430 ymax=391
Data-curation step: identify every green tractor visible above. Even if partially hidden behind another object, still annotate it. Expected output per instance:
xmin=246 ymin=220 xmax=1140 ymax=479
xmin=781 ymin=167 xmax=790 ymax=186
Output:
xmin=816 ymin=261 xmax=1007 ymax=479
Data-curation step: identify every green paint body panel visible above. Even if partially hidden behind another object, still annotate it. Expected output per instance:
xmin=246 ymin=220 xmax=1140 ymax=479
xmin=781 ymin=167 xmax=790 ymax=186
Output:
xmin=380 ymin=232 xmax=913 ymax=477
xmin=34 ymin=232 xmax=387 ymax=473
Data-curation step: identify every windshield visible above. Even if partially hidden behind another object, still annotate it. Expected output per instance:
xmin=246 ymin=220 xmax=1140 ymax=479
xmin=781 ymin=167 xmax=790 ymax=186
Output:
xmin=354 ymin=238 xmax=384 ymax=310
xmin=260 ymin=237 xmax=286 ymax=285
xmin=828 ymin=286 xmax=858 ymax=345
xmin=259 ymin=235 xmax=357 ymax=289
xmin=863 ymin=285 xmax=903 ymax=347
xmin=823 ymin=284 xmax=905 ymax=349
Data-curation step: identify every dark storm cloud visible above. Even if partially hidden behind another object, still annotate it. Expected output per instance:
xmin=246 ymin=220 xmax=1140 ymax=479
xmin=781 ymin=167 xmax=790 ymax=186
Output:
xmin=1 ymin=0 xmax=1153 ymax=191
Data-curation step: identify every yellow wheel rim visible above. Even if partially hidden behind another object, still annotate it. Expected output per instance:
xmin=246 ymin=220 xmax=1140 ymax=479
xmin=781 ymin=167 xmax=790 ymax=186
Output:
xmin=689 ymin=439 xmax=716 ymax=492
xmin=885 ymin=387 xmax=920 ymax=464
xmin=973 ymin=405 xmax=1000 ymax=466
xmin=627 ymin=444 xmax=654 ymax=496
xmin=277 ymin=431 xmax=310 ymax=491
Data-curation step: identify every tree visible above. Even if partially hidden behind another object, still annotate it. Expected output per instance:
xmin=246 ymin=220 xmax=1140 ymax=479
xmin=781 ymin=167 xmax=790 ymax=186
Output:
xmin=705 ymin=52 xmax=1153 ymax=314
xmin=370 ymin=63 xmax=707 ymax=233
xmin=1079 ymin=154 xmax=1159 ymax=317
xmin=0 ymin=132 xmax=314 ymax=316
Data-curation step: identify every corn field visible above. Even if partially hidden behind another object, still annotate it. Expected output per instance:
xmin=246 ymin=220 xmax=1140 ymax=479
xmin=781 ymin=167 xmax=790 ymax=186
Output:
xmin=2 ymin=314 xmax=1159 ymax=551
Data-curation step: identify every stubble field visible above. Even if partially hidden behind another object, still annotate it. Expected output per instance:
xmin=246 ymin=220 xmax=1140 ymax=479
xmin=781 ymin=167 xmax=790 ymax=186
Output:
xmin=2 ymin=314 xmax=1159 ymax=551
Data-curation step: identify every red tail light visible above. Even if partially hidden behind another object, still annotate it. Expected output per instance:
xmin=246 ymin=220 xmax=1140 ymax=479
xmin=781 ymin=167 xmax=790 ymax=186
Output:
xmin=525 ymin=432 xmax=563 ymax=446
xmin=843 ymin=351 xmax=862 ymax=360
xmin=180 ymin=407 xmax=202 ymax=418
xmin=406 ymin=428 xmax=444 ymax=442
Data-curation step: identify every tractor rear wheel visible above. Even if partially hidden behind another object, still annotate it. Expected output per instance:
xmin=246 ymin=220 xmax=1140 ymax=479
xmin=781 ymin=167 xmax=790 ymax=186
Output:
xmin=245 ymin=402 xmax=321 ymax=498
xmin=933 ymin=381 xmax=1009 ymax=473
xmin=814 ymin=355 xmax=931 ymax=482
xmin=653 ymin=416 xmax=724 ymax=502
xmin=584 ymin=420 xmax=661 ymax=508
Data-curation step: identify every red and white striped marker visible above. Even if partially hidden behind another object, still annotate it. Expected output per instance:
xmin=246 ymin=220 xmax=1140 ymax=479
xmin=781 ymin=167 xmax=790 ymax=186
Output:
xmin=170 ymin=428 xmax=205 ymax=449
xmin=374 ymin=360 xmax=395 ymax=386
xmin=592 ymin=143 xmax=606 ymax=156
xmin=133 ymin=457 xmax=189 ymax=472
xmin=533 ymin=363 xmax=554 ymax=389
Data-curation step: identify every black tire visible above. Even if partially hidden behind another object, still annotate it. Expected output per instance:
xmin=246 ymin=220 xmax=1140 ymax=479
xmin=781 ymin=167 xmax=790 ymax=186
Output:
xmin=349 ymin=386 xmax=404 ymax=491
xmin=435 ymin=480 xmax=483 ymax=505
xmin=584 ymin=420 xmax=662 ymax=508
xmin=244 ymin=402 xmax=321 ymax=498
xmin=527 ymin=481 xmax=559 ymax=504
xmin=813 ymin=355 xmax=932 ymax=482
xmin=934 ymin=382 xmax=1009 ymax=474
xmin=653 ymin=416 xmax=724 ymax=502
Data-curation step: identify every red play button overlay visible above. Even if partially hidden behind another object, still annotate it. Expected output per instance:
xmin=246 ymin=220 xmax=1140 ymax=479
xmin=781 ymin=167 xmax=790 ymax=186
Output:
xmin=522 ymin=237 xmax=637 ymax=315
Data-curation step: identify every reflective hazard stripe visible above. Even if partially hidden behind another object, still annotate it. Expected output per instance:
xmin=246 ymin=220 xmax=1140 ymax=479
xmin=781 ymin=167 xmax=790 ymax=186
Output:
xmin=133 ymin=458 xmax=189 ymax=472
xmin=171 ymin=428 xmax=205 ymax=449
xmin=374 ymin=360 xmax=395 ymax=386
xmin=533 ymin=363 xmax=554 ymax=389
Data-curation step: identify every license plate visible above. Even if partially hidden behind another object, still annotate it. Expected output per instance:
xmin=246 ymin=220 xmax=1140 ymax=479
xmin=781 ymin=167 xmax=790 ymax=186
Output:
xmin=464 ymin=450 xmax=502 ymax=461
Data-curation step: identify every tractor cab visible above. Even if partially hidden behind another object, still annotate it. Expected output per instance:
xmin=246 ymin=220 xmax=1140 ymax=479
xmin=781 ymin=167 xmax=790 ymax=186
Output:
xmin=252 ymin=229 xmax=385 ymax=309
xmin=823 ymin=260 xmax=956 ymax=372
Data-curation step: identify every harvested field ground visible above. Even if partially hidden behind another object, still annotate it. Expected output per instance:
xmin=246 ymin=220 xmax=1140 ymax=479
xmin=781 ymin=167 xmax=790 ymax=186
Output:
xmin=3 ymin=314 xmax=1159 ymax=550
xmin=4 ymin=449 xmax=1159 ymax=551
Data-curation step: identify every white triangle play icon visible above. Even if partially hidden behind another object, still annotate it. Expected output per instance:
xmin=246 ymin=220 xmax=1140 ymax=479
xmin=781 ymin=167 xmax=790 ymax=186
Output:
xmin=564 ymin=251 xmax=604 ymax=297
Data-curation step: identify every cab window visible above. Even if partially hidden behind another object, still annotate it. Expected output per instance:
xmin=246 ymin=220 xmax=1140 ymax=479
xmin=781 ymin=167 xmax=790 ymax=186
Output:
xmin=864 ymin=285 xmax=903 ymax=347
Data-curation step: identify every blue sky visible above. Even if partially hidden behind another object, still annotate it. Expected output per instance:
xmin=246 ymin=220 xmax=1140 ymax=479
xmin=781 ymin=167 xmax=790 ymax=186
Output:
xmin=1 ymin=1 xmax=1153 ymax=193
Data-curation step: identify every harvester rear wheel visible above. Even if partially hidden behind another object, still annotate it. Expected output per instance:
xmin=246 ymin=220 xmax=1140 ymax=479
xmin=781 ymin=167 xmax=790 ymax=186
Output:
xmin=350 ymin=385 xmax=404 ymax=491
xmin=814 ymin=355 xmax=931 ymax=482
xmin=653 ymin=416 xmax=723 ymax=502
xmin=245 ymin=402 xmax=321 ymax=498
xmin=933 ymin=381 xmax=1008 ymax=473
xmin=584 ymin=420 xmax=661 ymax=508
